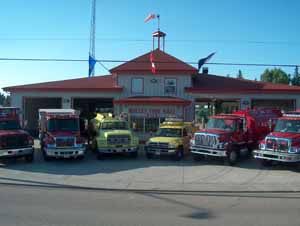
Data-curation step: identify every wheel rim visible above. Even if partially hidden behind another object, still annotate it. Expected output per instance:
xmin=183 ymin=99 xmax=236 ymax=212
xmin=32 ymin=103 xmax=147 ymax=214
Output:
xmin=230 ymin=151 xmax=237 ymax=162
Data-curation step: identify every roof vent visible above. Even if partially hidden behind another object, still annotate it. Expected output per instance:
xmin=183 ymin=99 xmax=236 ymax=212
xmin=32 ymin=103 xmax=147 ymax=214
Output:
xmin=202 ymin=67 xmax=209 ymax=74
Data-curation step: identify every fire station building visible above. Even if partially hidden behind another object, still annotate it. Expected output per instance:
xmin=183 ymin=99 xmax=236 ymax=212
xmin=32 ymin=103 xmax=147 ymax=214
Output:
xmin=4 ymin=31 xmax=300 ymax=138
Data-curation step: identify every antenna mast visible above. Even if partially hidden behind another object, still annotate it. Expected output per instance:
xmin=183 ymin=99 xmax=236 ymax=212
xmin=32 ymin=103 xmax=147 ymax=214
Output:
xmin=89 ymin=0 xmax=96 ymax=77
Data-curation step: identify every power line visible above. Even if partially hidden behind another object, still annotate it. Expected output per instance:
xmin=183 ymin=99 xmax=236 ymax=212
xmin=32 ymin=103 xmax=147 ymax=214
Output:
xmin=0 ymin=37 xmax=299 ymax=45
xmin=0 ymin=57 xmax=299 ymax=68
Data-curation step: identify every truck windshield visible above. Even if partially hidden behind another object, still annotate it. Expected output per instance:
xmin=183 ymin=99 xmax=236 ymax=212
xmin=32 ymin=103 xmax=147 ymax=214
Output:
xmin=0 ymin=120 xmax=21 ymax=130
xmin=207 ymin=118 xmax=236 ymax=131
xmin=101 ymin=121 xmax=128 ymax=130
xmin=48 ymin=119 xmax=79 ymax=132
xmin=156 ymin=128 xmax=182 ymax=137
xmin=274 ymin=119 xmax=300 ymax=133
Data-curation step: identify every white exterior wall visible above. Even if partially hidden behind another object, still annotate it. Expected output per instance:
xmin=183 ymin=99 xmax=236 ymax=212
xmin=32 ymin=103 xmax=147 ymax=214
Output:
xmin=117 ymin=74 xmax=193 ymax=100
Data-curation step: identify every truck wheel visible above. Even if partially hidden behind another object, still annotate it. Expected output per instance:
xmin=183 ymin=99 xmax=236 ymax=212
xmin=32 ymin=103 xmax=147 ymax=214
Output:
xmin=172 ymin=147 xmax=184 ymax=161
xmin=25 ymin=153 xmax=34 ymax=163
xmin=260 ymin=159 xmax=272 ymax=167
xmin=97 ymin=152 xmax=103 ymax=160
xmin=77 ymin=155 xmax=85 ymax=160
xmin=43 ymin=154 xmax=52 ymax=161
xmin=146 ymin=152 xmax=153 ymax=159
xmin=227 ymin=150 xmax=238 ymax=166
xmin=130 ymin=151 xmax=138 ymax=158
xmin=90 ymin=139 xmax=98 ymax=152
xmin=193 ymin=154 xmax=203 ymax=162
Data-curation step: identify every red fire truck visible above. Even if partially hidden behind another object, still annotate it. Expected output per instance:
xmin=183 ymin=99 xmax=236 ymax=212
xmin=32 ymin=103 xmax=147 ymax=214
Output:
xmin=0 ymin=107 xmax=34 ymax=162
xmin=190 ymin=109 xmax=282 ymax=165
xmin=254 ymin=111 xmax=300 ymax=166
xmin=39 ymin=109 xmax=86 ymax=161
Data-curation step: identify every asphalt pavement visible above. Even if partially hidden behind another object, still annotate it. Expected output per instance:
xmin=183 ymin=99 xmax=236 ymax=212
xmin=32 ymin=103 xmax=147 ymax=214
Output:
xmin=0 ymin=141 xmax=299 ymax=192
xmin=0 ymin=184 xmax=299 ymax=226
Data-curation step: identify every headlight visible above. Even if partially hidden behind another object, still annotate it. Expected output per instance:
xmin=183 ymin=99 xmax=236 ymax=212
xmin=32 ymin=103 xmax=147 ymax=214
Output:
xmin=190 ymin=139 xmax=195 ymax=146
xmin=259 ymin=143 xmax=265 ymax=150
xmin=218 ymin=142 xmax=226 ymax=149
xmin=99 ymin=139 xmax=106 ymax=145
xmin=168 ymin=143 xmax=176 ymax=149
xmin=288 ymin=146 xmax=300 ymax=154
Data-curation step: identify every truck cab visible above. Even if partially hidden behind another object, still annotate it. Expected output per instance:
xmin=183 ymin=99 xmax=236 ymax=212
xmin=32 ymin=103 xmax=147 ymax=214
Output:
xmin=39 ymin=109 xmax=86 ymax=161
xmin=0 ymin=107 xmax=34 ymax=162
xmin=145 ymin=118 xmax=193 ymax=161
xmin=90 ymin=113 xmax=139 ymax=159
xmin=190 ymin=109 xmax=282 ymax=165
xmin=254 ymin=111 xmax=300 ymax=166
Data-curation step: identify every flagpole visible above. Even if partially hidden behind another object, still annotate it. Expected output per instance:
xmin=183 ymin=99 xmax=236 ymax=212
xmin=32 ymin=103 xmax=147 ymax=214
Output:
xmin=89 ymin=0 xmax=96 ymax=77
xmin=157 ymin=14 xmax=160 ymax=31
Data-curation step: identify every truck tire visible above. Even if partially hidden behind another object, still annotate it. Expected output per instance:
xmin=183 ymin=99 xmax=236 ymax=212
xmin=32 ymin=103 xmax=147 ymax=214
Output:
xmin=227 ymin=150 xmax=238 ymax=166
xmin=97 ymin=152 xmax=104 ymax=160
xmin=25 ymin=153 xmax=34 ymax=163
xmin=77 ymin=155 xmax=85 ymax=160
xmin=90 ymin=139 xmax=98 ymax=152
xmin=172 ymin=147 xmax=184 ymax=161
xmin=43 ymin=154 xmax=52 ymax=162
xmin=146 ymin=152 xmax=153 ymax=159
xmin=130 ymin=151 xmax=138 ymax=158
xmin=193 ymin=153 xmax=203 ymax=161
xmin=260 ymin=159 xmax=272 ymax=167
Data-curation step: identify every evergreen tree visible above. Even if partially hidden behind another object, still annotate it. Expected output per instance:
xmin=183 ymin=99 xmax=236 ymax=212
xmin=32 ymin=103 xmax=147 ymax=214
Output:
xmin=291 ymin=66 xmax=300 ymax=86
xmin=237 ymin=69 xmax=243 ymax=79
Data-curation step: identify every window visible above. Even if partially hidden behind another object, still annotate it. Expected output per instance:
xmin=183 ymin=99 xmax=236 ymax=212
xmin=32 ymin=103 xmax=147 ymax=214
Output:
xmin=164 ymin=78 xmax=177 ymax=95
xmin=131 ymin=78 xmax=144 ymax=94
xmin=182 ymin=128 xmax=187 ymax=137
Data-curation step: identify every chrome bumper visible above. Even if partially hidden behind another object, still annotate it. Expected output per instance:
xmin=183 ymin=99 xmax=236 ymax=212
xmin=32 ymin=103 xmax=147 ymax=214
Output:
xmin=98 ymin=146 xmax=138 ymax=154
xmin=145 ymin=146 xmax=176 ymax=155
xmin=253 ymin=150 xmax=300 ymax=162
xmin=45 ymin=147 xmax=86 ymax=158
xmin=191 ymin=146 xmax=227 ymax=157
xmin=0 ymin=147 xmax=34 ymax=158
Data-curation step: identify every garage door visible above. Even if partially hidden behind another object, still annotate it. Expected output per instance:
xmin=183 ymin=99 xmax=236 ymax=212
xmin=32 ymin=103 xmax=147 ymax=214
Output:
xmin=72 ymin=98 xmax=113 ymax=120
xmin=24 ymin=97 xmax=62 ymax=135
xmin=251 ymin=99 xmax=295 ymax=111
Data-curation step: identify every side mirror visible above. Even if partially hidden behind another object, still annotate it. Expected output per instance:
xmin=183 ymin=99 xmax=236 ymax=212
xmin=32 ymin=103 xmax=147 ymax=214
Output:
xmin=243 ymin=120 xmax=247 ymax=132
xmin=268 ymin=119 xmax=273 ymax=131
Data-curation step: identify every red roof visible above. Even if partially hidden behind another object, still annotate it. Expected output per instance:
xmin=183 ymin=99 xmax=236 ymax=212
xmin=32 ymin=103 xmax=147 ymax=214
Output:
xmin=114 ymin=96 xmax=192 ymax=105
xmin=3 ymin=75 xmax=122 ymax=92
xmin=186 ymin=74 xmax=300 ymax=94
xmin=110 ymin=48 xmax=198 ymax=75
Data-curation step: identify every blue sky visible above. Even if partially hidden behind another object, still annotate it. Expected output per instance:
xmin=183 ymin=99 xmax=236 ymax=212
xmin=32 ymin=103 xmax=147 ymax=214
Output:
xmin=1 ymin=0 xmax=300 ymax=92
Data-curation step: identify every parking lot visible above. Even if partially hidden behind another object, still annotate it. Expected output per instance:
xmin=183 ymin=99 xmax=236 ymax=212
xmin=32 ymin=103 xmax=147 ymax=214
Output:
xmin=0 ymin=140 xmax=299 ymax=192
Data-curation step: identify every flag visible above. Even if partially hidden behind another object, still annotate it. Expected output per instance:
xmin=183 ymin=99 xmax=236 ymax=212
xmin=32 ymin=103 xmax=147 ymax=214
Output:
xmin=198 ymin=52 xmax=216 ymax=71
xmin=88 ymin=54 xmax=97 ymax=77
xmin=144 ymin=14 xmax=156 ymax=23
xmin=150 ymin=52 xmax=156 ymax=74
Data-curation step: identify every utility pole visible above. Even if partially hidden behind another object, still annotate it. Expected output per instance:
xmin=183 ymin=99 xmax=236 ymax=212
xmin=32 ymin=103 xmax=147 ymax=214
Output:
xmin=89 ymin=0 xmax=96 ymax=77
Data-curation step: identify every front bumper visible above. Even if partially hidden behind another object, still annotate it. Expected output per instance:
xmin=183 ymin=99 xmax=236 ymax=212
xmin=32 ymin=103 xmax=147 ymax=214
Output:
xmin=190 ymin=146 xmax=227 ymax=157
xmin=0 ymin=147 xmax=34 ymax=159
xmin=45 ymin=147 xmax=86 ymax=158
xmin=98 ymin=146 xmax=138 ymax=154
xmin=145 ymin=146 xmax=177 ymax=156
xmin=253 ymin=149 xmax=300 ymax=162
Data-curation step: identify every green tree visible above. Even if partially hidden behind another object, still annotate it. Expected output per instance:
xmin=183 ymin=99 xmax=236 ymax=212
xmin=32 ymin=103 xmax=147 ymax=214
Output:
xmin=291 ymin=66 xmax=300 ymax=86
xmin=260 ymin=68 xmax=290 ymax=84
xmin=0 ymin=93 xmax=10 ymax=106
xmin=236 ymin=69 xmax=243 ymax=79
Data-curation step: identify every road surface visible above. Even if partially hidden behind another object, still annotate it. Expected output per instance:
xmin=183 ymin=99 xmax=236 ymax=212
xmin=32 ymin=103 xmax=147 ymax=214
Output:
xmin=0 ymin=184 xmax=299 ymax=226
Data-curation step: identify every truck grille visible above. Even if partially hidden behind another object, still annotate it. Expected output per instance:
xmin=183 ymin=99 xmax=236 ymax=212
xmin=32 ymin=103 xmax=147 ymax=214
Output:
xmin=194 ymin=133 xmax=219 ymax=148
xmin=148 ymin=142 xmax=169 ymax=149
xmin=265 ymin=137 xmax=290 ymax=152
xmin=1 ymin=134 xmax=28 ymax=149
xmin=55 ymin=137 xmax=75 ymax=148
xmin=107 ymin=135 xmax=130 ymax=145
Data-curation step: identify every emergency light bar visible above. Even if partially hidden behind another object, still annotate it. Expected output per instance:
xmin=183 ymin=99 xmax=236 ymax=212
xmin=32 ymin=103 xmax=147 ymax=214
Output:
xmin=165 ymin=118 xmax=183 ymax=122
xmin=283 ymin=112 xmax=300 ymax=117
